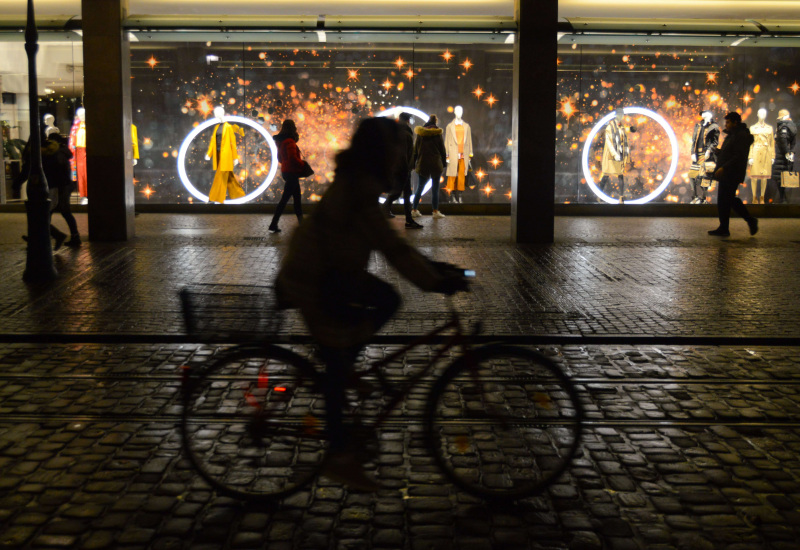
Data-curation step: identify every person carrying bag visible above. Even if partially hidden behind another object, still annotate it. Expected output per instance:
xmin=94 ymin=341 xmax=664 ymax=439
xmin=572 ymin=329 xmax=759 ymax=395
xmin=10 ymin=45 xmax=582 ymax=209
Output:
xmin=269 ymin=119 xmax=308 ymax=233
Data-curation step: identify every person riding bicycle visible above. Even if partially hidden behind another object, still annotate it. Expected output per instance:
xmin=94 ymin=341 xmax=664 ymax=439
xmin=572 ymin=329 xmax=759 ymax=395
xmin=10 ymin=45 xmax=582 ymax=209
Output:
xmin=275 ymin=117 xmax=468 ymax=491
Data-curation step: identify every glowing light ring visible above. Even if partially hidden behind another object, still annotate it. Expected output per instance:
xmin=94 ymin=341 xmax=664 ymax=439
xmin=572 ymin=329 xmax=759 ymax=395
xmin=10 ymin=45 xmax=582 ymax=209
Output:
xmin=582 ymin=107 xmax=679 ymax=205
xmin=376 ymin=107 xmax=432 ymax=204
xmin=177 ymin=116 xmax=278 ymax=204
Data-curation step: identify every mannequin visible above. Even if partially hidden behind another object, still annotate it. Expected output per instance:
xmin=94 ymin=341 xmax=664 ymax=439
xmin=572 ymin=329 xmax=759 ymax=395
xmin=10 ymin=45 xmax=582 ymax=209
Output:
xmin=599 ymin=110 xmax=632 ymax=203
xmin=205 ymin=106 xmax=245 ymax=203
xmin=444 ymin=106 xmax=473 ymax=204
xmin=748 ymin=108 xmax=774 ymax=204
xmin=688 ymin=110 xmax=719 ymax=204
xmin=68 ymin=108 xmax=88 ymax=203
xmin=43 ymin=114 xmax=59 ymax=138
xmin=132 ymin=124 xmax=139 ymax=166
xmin=772 ymin=109 xmax=797 ymax=204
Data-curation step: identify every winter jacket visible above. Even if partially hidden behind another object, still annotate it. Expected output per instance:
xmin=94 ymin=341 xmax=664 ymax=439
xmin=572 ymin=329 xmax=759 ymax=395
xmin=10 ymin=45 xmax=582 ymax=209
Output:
xmin=276 ymin=137 xmax=304 ymax=175
xmin=715 ymin=123 xmax=754 ymax=184
xmin=413 ymin=126 xmax=446 ymax=174
xmin=772 ymin=119 xmax=797 ymax=179
xmin=276 ymin=168 xmax=446 ymax=347
xmin=691 ymin=120 xmax=720 ymax=163
xmin=398 ymin=123 xmax=414 ymax=176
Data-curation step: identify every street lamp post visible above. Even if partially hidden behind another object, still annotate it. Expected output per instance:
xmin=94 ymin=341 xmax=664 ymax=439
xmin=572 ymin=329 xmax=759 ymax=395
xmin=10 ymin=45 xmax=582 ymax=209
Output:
xmin=22 ymin=0 xmax=57 ymax=282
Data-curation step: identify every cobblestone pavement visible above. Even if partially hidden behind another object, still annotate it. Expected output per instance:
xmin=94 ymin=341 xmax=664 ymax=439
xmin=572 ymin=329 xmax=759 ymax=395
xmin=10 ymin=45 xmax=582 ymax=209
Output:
xmin=2 ymin=214 xmax=800 ymax=338
xmin=2 ymin=214 xmax=800 ymax=549
xmin=1 ymin=343 xmax=799 ymax=549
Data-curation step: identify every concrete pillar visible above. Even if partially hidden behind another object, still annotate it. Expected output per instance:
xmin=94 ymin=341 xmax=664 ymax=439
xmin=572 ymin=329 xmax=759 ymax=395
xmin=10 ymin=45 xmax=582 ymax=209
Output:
xmin=81 ymin=0 xmax=135 ymax=240
xmin=511 ymin=0 xmax=557 ymax=243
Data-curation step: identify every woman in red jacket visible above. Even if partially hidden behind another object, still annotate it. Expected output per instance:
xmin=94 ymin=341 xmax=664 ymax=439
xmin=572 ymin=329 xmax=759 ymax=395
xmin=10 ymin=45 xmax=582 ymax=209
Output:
xmin=269 ymin=120 xmax=305 ymax=232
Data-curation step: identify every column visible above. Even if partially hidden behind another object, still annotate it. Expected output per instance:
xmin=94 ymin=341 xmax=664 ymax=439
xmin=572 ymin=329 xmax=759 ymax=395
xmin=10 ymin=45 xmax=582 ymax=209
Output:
xmin=81 ymin=0 xmax=135 ymax=240
xmin=511 ymin=0 xmax=557 ymax=243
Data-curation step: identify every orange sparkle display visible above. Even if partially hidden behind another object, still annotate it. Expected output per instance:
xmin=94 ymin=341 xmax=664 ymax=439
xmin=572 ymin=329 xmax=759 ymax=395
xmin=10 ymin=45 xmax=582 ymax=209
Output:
xmin=482 ymin=184 xmax=495 ymax=197
xmin=475 ymin=168 xmax=486 ymax=181
xmin=404 ymin=68 xmax=415 ymax=80
xmin=394 ymin=57 xmax=405 ymax=69
xmin=382 ymin=79 xmax=394 ymax=90
xmin=142 ymin=186 xmax=154 ymax=199
xmin=146 ymin=56 xmax=159 ymax=69
xmin=461 ymin=58 xmax=473 ymax=71
xmin=741 ymin=92 xmax=753 ymax=105
xmin=347 ymin=69 xmax=359 ymax=81
xmin=489 ymin=155 xmax=503 ymax=169
xmin=559 ymin=98 xmax=575 ymax=119
xmin=790 ymin=81 xmax=800 ymax=95
xmin=706 ymin=72 xmax=717 ymax=84
xmin=197 ymin=97 xmax=213 ymax=116
xmin=505 ymin=191 xmax=513 ymax=200
xmin=472 ymin=86 xmax=484 ymax=99
xmin=441 ymin=49 xmax=453 ymax=63
xmin=484 ymin=94 xmax=497 ymax=108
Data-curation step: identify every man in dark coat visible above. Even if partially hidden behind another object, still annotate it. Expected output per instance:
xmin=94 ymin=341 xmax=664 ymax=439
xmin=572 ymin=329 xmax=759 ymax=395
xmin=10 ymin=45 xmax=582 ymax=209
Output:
xmin=709 ymin=112 xmax=758 ymax=237
xmin=383 ymin=113 xmax=422 ymax=228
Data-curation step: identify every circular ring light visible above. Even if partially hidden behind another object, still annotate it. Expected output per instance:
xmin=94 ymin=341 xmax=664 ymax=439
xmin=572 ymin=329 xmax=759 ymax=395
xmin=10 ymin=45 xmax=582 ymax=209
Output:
xmin=582 ymin=107 xmax=679 ymax=204
xmin=376 ymin=106 xmax=432 ymax=204
xmin=177 ymin=116 xmax=279 ymax=204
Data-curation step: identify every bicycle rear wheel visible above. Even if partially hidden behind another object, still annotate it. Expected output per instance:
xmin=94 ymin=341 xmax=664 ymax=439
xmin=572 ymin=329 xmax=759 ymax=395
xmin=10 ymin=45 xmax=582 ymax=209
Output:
xmin=425 ymin=344 xmax=583 ymax=500
xmin=182 ymin=345 xmax=327 ymax=501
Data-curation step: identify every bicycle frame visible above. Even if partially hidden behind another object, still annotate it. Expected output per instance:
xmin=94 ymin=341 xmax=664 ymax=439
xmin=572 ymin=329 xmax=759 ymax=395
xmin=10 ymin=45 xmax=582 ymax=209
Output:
xmin=354 ymin=297 xmax=480 ymax=430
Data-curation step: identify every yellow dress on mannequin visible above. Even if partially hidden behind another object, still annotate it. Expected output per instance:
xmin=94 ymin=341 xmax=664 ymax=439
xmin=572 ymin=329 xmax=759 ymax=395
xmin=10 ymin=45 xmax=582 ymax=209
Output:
xmin=207 ymin=122 xmax=246 ymax=203
xmin=132 ymin=124 xmax=139 ymax=161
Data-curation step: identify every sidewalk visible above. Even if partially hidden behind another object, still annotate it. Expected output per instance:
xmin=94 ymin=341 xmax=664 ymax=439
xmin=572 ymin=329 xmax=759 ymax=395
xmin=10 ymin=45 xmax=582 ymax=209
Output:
xmin=1 ymin=213 xmax=800 ymax=338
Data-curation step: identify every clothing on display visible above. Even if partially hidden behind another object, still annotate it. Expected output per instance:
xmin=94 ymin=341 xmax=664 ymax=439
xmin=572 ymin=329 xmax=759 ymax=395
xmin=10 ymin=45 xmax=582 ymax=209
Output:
xmin=772 ymin=113 xmax=797 ymax=203
xmin=748 ymin=121 xmax=774 ymax=177
xmin=132 ymin=124 xmax=139 ymax=161
xmin=206 ymin=121 xmax=246 ymax=203
xmin=75 ymin=119 xmax=87 ymax=198
xmin=601 ymin=119 xmax=630 ymax=176
xmin=688 ymin=115 xmax=720 ymax=203
xmin=444 ymin=116 xmax=473 ymax=191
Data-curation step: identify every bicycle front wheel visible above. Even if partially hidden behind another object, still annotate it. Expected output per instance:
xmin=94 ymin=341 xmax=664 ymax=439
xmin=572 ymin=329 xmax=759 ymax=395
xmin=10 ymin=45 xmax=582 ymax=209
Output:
xmin=182 ymin=345 xmax=328 ymax=501
xmin=425 ymin=345 xmax=583 ymax=500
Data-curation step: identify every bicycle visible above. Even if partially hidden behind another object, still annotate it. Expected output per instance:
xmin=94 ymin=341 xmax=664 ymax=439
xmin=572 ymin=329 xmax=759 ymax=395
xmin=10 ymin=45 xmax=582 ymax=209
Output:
xmin=179 ymin=282 xmax=584 ymax=502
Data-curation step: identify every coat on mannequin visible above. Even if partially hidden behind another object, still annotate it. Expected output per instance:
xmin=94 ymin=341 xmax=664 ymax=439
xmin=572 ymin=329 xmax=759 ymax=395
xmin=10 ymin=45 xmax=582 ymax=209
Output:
xmin=689 ymin=110 xmax=720 ymax=204
xmin=444 ymin=106 xmax=473 ymax=202
xmin=748 ymin=108 xmax=774 ymax=204
xmin=132 ymin=124 xmax=139 ymax=166
xmin=205 ymin=106 xmax=246 ymax=203
xmin=68 ymin=108 xmax=88 ymax=200
xmin=600 ymin=110 xmax=633 ymax=203
xmin=772 ymin=109 xmax=797 ymax=204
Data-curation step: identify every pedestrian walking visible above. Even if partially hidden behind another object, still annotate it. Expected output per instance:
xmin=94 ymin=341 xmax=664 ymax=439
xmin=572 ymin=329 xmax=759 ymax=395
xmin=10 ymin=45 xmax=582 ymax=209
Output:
xmin=383 ymin=112 xmax=423 ymax=229
xmin=269 ymin=120 xmax=305 ymax=233
xmin=411 ymin=115 xmax=447 ymax=220
xmin=709 ymin=112 xmax=758 ymax=237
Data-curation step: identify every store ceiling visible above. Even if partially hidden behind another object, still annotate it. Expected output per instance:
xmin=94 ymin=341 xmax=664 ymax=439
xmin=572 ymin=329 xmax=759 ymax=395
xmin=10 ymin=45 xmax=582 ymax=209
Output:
xmin=1 ymin=0 xmax=800 ymax=31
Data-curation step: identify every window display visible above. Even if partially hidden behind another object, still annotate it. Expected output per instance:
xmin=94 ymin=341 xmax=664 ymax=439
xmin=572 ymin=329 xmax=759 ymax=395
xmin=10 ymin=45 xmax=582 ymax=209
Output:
xmin=129 ymin=37 xmax=513 ymax=205
xmin=556 ymin=41 xmax=800 ymax=204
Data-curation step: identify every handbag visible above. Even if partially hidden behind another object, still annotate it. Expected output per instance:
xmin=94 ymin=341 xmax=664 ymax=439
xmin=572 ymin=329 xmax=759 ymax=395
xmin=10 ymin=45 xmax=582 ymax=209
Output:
xmin=781 ymin=171 xmax=799 ymax=188
xmin=688 ymin=162 xmax=702 ymax=179
xmin=298 ymin=161 xmax=314 ymax=178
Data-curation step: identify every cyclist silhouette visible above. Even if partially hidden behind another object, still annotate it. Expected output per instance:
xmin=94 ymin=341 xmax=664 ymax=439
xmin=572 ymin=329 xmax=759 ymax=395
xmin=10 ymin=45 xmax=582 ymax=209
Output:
xmin=276 ymin=117 xmax=467 ymax=490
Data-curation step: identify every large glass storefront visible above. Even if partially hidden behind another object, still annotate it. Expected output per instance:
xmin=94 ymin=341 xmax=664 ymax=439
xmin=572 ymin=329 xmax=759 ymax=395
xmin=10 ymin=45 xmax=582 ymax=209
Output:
xmin=129 ymin=33 xmax=514 ymax=205
xmin=0 ymin=33 xmax=83 ymax=203
xmin=557 ymin=37 xmax=800 ymax=205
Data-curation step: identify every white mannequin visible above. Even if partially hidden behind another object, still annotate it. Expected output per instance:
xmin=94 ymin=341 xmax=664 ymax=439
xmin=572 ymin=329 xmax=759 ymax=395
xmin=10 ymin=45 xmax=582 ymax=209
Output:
xmin=43 ymin=114 xmax=58 ymax=137
xmin=444 ymin=105 xmax=473 ymax=206
xmin=77 ymin=108 xmax=85 ymax=123
xmin=748 ymin=107 xmax=774 ymax=204
xmin=691 ymin=111 xmax=714 ymax=163
xmin=205 ymin=106 xmax=239 ymax=166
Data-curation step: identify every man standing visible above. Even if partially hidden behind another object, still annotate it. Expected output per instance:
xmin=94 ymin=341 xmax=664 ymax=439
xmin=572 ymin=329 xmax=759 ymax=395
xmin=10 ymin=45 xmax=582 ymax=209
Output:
xmin=384 ymin=113 xmax=423 ymax=229
xmin=710 ymin=112 xmax=758 ymax=237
